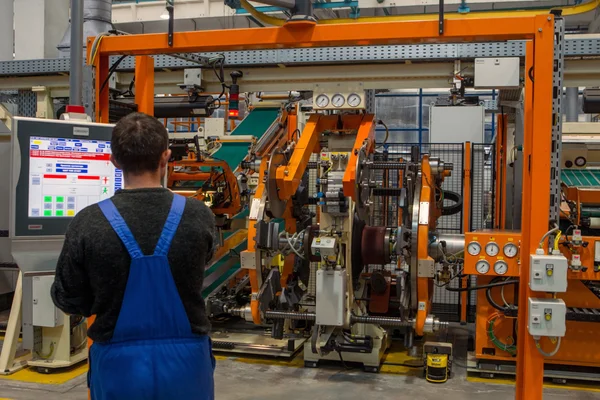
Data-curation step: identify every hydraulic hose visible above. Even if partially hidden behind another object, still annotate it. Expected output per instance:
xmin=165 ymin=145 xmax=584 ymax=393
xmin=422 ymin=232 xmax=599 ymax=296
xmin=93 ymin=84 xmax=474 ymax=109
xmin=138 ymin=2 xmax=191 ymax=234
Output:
xmin=240 ymin=0 xmax=599 ymax=27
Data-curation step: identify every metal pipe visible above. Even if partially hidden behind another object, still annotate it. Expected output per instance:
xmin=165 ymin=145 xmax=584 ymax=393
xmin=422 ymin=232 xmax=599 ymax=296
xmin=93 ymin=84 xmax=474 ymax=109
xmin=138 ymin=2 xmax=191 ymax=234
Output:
xmin=566 ymin=87 xmax=579 ymax=122
xmin=69 ymin=0 xmax=84 ymax=106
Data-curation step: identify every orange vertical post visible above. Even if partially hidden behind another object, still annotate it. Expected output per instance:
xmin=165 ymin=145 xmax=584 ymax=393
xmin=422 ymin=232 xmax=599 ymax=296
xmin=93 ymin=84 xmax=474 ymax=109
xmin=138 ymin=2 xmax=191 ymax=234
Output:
xmin=515 ymin=16 xmax=555 ymax=400
xmin=135 ymin=56 xmax=155 ymax=116
xmin=94 ymin=55 xmax=109 ymax=123
xmin=499 ymin=114 xmax=508 ymax=229
xmin=460 ymin=142 xmax=472 ymax=324
xmin=494 ymin=114 xmax=508 ymax=229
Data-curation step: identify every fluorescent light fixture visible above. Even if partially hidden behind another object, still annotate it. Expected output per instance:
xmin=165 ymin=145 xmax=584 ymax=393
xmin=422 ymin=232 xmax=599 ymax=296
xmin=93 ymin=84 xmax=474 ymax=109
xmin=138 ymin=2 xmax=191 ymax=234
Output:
xmin=160 ymin=10 xmax=170 ymax=20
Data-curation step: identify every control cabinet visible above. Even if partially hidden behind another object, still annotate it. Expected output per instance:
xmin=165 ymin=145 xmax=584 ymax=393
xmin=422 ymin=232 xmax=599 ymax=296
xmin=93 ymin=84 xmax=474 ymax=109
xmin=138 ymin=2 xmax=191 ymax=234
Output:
xmin=527 ymin=298 xmax=566 ymax=338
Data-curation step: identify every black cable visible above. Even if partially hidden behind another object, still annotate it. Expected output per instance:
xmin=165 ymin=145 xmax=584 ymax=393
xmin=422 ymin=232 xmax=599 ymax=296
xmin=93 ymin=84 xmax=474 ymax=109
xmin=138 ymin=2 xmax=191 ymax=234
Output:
xmin=336 ymin=350 xmax=354 ymax=371
xmin=528 ymin=66 xmax=534 ymax=83
xmin=100 ymin=55 xmax=127 ymax=94
xmin=445 ymin=279 xmax=517 ymax=292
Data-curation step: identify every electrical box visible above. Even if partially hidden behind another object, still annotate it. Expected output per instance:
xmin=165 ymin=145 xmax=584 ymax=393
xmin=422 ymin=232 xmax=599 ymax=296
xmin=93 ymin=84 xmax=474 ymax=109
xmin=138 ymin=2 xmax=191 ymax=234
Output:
xmin=530 ymin=254 xmax=568 ymax=292
xmin=429 ymin=106 xmax=484 ymax=143
xmin=204 ymin=118 xmax=225 ymax=137
xmin=32 ymin=275 xmax=64 ymax=327
xmin=474 ymin=57 xmax=520 ymax=89
xmin=311 ymin=237 xmax=337 ymax=257
xmin=527 ymin=298 xmax=566 ymax=338
xmin=316 ymin=269 xmax=346 ymax=326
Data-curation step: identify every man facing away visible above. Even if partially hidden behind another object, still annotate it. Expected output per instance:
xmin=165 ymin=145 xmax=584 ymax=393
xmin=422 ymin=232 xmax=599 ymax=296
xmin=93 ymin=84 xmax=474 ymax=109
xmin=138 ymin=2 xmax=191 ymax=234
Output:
xmin=52 ymin=112 xmax=217 ymax=399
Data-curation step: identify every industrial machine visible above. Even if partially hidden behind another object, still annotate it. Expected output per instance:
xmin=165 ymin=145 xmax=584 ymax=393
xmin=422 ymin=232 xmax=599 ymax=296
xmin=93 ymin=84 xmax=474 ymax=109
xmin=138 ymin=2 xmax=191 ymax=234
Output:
xmin=0 ymin=117 xmax=119 ymax=374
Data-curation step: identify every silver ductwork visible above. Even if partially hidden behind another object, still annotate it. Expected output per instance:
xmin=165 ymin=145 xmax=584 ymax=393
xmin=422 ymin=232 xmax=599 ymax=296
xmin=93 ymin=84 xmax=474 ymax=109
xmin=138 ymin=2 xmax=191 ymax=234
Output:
xmin=57 ymin=0 xmax=113 ymax=58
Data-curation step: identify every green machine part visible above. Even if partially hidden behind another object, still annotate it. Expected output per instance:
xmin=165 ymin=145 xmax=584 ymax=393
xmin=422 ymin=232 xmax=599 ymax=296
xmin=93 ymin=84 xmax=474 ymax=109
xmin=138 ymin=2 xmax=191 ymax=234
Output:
xmin=212 ymin=107 xmax=280 ymax=168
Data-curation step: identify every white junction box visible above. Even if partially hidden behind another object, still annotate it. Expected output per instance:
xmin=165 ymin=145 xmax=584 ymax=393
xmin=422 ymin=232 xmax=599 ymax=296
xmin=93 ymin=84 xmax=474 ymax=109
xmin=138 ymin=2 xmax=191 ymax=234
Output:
xmin=32 ymin=275 xmax=64 ymax=328
xmin=316 ymin=269 xmax=347 ymax=326
xmin=429 ymin=105 xmax=484 ymax=143
xmin=311 ymin=237 xmax=337 ymax=257
xmin=528 ymin=298 xmax=566 ymax=338
xmin=474 ymin=57 xmax=520 ymax=89
xmin=530 ymin=254 xmax=568 ymax=292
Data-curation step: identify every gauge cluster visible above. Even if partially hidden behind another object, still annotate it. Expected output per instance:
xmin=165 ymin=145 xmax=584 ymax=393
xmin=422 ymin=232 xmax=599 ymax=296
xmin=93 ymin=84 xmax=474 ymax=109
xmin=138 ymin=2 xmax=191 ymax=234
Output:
xmin=312 ymin=92 xmax=366 ymax=110
xmin=464 ymin=231 xmax=521 ymax=276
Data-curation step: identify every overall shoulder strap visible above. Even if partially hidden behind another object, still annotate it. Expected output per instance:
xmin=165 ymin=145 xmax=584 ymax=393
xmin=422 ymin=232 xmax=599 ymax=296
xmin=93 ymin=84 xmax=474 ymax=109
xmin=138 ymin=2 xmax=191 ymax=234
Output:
xmin=98 ymin=199 xmax=144 ymax=259
xmin=153 ymin=194 xmax=186 ymax=257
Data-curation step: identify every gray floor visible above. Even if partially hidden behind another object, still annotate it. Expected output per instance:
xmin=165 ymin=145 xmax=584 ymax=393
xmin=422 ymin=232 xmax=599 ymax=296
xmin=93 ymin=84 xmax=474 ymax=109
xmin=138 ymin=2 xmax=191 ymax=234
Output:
xmin=1 ymin=325 xmax=599 ymax=400
xmin=1 ymin=359 xmax=599 ymax=400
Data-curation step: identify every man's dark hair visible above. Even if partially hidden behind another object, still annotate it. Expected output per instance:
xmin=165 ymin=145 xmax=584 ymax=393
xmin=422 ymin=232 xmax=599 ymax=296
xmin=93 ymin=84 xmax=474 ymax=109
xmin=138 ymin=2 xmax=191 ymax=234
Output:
xmin=111 ymin=112 xmax=169 ymax=175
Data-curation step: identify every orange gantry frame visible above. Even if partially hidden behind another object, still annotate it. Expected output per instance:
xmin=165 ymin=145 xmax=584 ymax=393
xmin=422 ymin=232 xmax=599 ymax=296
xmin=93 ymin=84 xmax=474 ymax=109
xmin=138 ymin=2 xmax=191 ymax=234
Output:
xmin=89 ymin=16 xmax=555 ymax=399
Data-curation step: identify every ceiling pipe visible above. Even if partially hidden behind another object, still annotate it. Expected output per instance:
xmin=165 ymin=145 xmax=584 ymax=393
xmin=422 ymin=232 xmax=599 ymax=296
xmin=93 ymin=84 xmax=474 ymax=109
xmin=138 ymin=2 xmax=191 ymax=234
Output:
xmin=57 ymin=0 xmax=113 ymax=58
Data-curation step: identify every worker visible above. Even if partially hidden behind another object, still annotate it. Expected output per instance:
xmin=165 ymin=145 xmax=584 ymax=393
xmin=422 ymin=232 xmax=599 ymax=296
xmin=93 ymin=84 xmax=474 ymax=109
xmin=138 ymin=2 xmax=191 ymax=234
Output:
xmin=51 ymin=112 xmax=217 ymax=400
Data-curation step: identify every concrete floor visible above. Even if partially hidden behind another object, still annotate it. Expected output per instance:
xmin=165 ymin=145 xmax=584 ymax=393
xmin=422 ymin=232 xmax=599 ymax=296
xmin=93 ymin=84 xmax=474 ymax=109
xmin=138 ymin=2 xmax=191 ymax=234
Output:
xmin=1 ymin=325 xmax=599 ymax=400
xmin=1 ymin=359 xmax=600 ymax=400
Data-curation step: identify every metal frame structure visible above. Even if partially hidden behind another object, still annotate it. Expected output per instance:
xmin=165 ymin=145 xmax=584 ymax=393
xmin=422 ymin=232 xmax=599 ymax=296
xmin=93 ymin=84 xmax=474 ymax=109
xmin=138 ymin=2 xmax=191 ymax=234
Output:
xmin=86 ymin=15 xmax=557 ymax=399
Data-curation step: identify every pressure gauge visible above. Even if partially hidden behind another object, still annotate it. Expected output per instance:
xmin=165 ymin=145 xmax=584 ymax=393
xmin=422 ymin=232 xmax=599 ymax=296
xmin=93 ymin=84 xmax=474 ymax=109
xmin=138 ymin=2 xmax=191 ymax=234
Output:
xmin=467 ymin=241 xmax=481 ymax=256
xmin=315 ymin=94 xmax=329 ymax=108
xmin=494 ymin=260 xmax=509 ymax=275
xmin=476 ymin=260 xmax=490 ymax=274
xmin=332 ymin=94 xmax=345 ymax=107
xmin=575 ymin=156 xmax=587 ymax=167
xmin=503 ymin=243 xmax=518 ymax=258
xmin=347 ymin=93 xmax=362 ymax=107
xmin=485 ymin=242 xmax=500 ymax=257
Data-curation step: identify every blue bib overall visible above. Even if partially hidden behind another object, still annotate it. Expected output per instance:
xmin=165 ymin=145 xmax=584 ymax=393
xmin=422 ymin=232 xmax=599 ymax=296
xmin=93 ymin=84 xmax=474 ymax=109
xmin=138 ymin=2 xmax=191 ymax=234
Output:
xmin=89 ymin=194 xmax=215 ymax=400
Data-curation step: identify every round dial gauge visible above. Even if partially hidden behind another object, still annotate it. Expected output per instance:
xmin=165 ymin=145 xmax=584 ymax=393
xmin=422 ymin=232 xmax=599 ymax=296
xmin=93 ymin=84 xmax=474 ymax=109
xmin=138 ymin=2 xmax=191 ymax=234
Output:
xmin=494 ymin=260 xmax=509 ymax=275
xmin=332 ymin=94 xmax=345 ymax=107
xmin=467 ymin=241 xmax=481 ymax=256
xmin=575 ymin=156 xmax=587 ymax=167
xmin=503 ymin=243 xmax=518 ymax=258
xmin=347 ymin=93 xmax=362 ymax=107
xmin=476 ymin=260 xmax=490 ymax=274
xmin=485 ymin=242 xmax=500 ymax=257
xmin=315 ymin=94 xmax=329 ymax=108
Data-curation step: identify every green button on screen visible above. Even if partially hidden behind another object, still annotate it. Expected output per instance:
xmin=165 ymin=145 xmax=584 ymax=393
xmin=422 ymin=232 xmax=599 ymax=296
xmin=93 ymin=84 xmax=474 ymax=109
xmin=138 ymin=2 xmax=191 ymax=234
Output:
xmin=56 ymin=196 xmax=64 ymax=203
xmin=44 ymin=196 xmax=52 ymax=202
xmin=44 ymin=210 xmax=52 ymax=216
xmin=56 ymin=210 xmax=64 ymax=216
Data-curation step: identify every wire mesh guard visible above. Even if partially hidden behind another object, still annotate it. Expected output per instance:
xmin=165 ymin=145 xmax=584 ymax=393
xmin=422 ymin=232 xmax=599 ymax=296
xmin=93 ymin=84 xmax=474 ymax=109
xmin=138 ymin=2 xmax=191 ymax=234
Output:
xmin=471 ymin=143 xmax=496 ymax=231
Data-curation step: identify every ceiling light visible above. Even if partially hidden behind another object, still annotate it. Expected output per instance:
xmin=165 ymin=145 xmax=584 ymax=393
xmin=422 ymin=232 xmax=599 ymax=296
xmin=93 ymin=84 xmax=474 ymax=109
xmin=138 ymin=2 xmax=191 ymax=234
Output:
xmin=160 ymin=10 xmax=169 ymax=20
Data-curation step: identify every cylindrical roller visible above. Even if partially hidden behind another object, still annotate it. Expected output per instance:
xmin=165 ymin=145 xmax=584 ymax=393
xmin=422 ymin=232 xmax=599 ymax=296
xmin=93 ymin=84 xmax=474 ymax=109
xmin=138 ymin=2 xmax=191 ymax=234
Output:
xmin=266 ymin=311 xmax=316 ymax=321
xmin=373 ymin=187 xmax=404 ymax=196
xmin=429 ymin=234 xmax=465 ymax=261
xmin=369 ymin=162 xmax=408 ymax=170
xmin=362 ymin=226 xmax=389 ymax=265
xmin=265 ymin=311 xmax=414 ymax=328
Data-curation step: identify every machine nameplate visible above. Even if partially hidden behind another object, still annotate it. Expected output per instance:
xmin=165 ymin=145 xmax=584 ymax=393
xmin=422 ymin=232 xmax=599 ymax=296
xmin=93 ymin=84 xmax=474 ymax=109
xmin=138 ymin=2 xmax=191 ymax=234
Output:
xmin=419 ymin=202 xmax=430 ymax=225
xmin=249 ymin=198 xmax=261 ymax=220
xmin=418 ymin=259 xmax=435 ymax=277
xmin=240 ymin=251 xmax=257 ymax=270
xmin=418 ymin=301 xmax=426 ymax=311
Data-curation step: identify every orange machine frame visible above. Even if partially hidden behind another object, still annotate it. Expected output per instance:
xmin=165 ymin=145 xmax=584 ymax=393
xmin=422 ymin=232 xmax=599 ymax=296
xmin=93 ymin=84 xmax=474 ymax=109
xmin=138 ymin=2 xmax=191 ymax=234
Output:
xmin=89 ymin=16 xmax=556 ymax=399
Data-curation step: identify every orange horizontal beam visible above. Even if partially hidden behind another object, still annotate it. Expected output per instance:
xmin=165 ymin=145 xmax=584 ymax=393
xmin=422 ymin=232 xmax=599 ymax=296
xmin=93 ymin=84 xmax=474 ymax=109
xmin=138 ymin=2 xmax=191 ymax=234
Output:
xmin=95 ymin=17 xmax=537 ymax=57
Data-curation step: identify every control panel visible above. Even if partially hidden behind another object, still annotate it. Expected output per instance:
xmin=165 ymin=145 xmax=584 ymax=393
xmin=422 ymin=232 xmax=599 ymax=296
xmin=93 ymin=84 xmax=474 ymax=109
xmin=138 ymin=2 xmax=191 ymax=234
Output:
xmin=530 ymin=254 xmax=568 ymax=292
xmin=527 ymin=298 xmax=566 ymax=338
xmin=464 ymin=231 xmax=521 ymax=276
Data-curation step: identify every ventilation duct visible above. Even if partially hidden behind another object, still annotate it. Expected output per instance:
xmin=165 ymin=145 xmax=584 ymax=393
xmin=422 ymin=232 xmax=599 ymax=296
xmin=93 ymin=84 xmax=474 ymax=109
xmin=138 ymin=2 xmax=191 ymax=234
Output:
xmin=57 ymin=0 xmax=113 ymax=58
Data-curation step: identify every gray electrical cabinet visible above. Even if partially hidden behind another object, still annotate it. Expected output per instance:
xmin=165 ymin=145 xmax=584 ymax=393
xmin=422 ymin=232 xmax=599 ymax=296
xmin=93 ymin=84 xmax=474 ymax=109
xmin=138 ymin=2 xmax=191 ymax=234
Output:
xmin=429 ymin=105 xmax=485 ymax=144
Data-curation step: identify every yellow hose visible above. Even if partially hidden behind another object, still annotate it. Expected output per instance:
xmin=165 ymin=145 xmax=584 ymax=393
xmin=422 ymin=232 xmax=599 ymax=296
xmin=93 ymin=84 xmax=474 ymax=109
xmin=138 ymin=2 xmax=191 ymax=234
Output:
xmin=241 ymin=0 xmax=599 ymax=27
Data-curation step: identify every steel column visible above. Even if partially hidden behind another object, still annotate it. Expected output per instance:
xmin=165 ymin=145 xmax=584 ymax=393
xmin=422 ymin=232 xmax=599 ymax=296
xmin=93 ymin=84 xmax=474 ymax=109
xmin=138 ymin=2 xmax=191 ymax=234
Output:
xmin=515 ymin=15 xmax=555 ymax=400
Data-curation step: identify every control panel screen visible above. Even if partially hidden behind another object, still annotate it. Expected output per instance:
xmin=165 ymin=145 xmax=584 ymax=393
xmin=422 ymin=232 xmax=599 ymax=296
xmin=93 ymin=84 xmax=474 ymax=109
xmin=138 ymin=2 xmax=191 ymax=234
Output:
xmin=28 ymin=136 xmax=123 ymax=217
